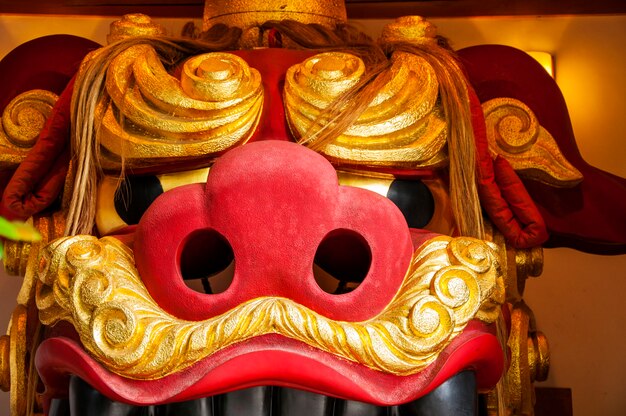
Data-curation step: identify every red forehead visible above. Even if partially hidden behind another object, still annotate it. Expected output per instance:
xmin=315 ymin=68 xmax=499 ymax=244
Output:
xmin=231 ymin=49 xmax=317 ymax=144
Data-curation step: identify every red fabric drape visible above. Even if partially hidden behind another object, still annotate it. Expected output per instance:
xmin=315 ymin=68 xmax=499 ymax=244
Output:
xmin=1 ymin=78 xmax=74 ymax=221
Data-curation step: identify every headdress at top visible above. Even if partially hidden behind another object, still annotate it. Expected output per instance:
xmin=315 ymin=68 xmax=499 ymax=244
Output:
xmin=203 ymin=0 xmax=348 ymax=29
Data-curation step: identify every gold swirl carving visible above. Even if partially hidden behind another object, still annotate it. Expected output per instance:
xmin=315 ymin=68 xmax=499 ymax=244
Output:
xmin=484 ymin=217 xmax=543 ymax=304
xmin=483 ymin=98 xmax=583 ymax=187
xmin=99 ymin=45 xmax=263 ymax=170
xmin=506 ymin=302 xmax=550 ymax=415
xmin=36 ymin=235 xmax=502 ymax=379
xmin=284 ymin=52 xmax=447 ymax=168
xmin=3 ymin=245 xmax=48 ymax=415
xmin=107 ymin=14 xmax=165 ymax=44
xmin=483 ymin=222 xmax=549 ymax=415
xmin=0 ymin=90 xmax=58 ymax=169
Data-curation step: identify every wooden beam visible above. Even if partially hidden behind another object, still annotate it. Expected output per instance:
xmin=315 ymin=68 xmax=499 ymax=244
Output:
xmin=0 ymin=0 xmax=625 ymax=18
xmin=0 ymin=0 xmax=203 ymax=17
xmin=346 ymin=0 xmax=626 ymax=18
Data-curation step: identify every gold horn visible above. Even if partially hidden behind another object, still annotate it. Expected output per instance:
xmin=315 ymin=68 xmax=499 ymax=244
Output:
xmin=203 ymin=0 xmax=347 ymax=31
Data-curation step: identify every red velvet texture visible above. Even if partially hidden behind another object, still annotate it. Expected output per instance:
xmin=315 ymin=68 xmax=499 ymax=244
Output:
xmin=0 ymin=35 xmax=100 ymax=220
xmin=459 ymin=44 xmax=626 ymax=254
xmin=1 ymin=79 xmax=73 ymax=220
xmin=234 ymin=49 xmax=315 ymax=145
xmin=135 ymin=140 xmax=413 ymax=322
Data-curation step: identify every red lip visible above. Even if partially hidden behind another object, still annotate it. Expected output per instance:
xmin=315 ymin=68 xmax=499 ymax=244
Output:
xmin=37 ymin=322 xmax=502 ymax=409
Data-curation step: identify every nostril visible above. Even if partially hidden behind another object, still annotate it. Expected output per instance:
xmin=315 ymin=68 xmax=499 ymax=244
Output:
xmin=313 ymin=229 xmax=372 ymax=295
xmin=179 ymin=229 xmax=234 ymax=294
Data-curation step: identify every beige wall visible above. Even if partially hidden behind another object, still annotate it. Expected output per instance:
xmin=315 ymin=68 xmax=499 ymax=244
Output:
xmin=1 ymin=13 xmax=625 ymax=415
xmin=407 ymin=16 xmax=626 ymax=416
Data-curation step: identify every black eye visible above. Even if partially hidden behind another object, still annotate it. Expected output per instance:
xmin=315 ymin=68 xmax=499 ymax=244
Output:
xmin=313 ymin=229 xmax=372 ymax=295
xmin=387 ymin=179 xmax=435 ymax=229
xmin=114 ymin=175 xmax=163 ymax=225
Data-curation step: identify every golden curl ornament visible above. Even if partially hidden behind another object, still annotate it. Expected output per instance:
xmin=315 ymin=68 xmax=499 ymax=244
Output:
xmin=0 ymin=90 xmax=58 ymax=168
xmin=36 ymin=235 xmax=503 ymax=379
xmin=284 ymin=51 xmax=448 ymax=167
xmin=482 ymin=97 xmax=582 ymax=187
xmin=99 ymin=45 xmax=263 ymax=170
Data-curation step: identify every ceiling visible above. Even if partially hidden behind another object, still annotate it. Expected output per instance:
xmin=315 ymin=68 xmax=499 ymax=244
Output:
xmin=0 ymin=0 xmax=625 ymax=18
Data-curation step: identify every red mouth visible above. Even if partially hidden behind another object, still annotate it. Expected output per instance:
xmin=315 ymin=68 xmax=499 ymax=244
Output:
xmin=37 ymin=323 xmax=502 ymax=408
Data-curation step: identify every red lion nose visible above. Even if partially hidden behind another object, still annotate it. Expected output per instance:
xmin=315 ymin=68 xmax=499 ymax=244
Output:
xmin=134 ymin=141 xmax=414 ymax=322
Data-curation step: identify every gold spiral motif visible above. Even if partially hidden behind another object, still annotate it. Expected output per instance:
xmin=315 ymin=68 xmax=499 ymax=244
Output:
xmin=483 ymin=97 xmax=582 ymax=187
xmin=490 ymin=104 xmax=538 ymax=155
xmin=99 ymin=45 xmax=263 ymax=170
xmin=66 ymin=239 xmax=106 ymax=268
xmin=1 ymin=89 xmax=57 ymax=148
xmin=78 ymin=271 xmax=112 ymax=308
xmin=92 ymin=303 xmax=141 ymax=361
xmin=431 ymin=266 xmax=480 ymax=325
xmin=294 ymin=52 xmax=365 ymax=100
xmin=0 ymin=89 xmax=58 ymax=169
xmin=181 ymin=53 xmax=257 ymax=102
xmin=408 ymin=296 xmax=453 ymax=349
xmin=284 ymin=51 xmax=447 ymax=167
xmin=36 ymin=235 xmax=503 ymax=379
xmin=74 ymin=270 xmax=113 ymax=321
xmin=448 ymin=237 xmax=504 ymax=323
xmin=449 ymin=238 xmax=493 ymax=274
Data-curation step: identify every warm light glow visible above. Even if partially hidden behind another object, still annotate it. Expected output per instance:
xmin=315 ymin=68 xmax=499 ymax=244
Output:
xmin=526 ymin=51 xmax=555 ymax=78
